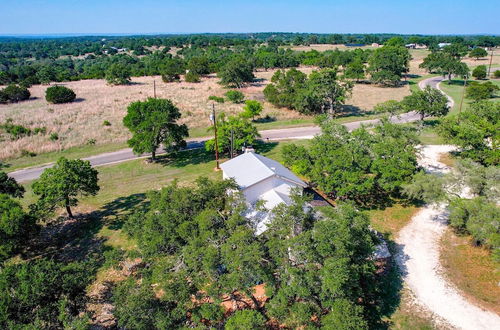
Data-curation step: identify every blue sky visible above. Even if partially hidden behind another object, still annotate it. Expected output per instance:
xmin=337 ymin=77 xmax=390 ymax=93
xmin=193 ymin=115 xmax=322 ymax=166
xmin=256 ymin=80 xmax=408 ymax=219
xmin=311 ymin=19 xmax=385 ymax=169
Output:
xmin=1 ymin=0 xmax=498 ymax=35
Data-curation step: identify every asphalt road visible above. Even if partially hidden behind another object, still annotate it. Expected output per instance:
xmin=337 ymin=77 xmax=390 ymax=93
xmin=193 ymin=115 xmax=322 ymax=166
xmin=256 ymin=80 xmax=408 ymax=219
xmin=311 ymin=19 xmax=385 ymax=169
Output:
xmin=7 ymin=76 xmax=439 ymax=183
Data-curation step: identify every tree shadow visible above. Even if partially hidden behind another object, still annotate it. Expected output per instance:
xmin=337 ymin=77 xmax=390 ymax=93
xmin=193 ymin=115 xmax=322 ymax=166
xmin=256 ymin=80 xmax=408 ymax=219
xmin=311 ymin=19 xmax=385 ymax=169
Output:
xmin=338 ymin=105 xmax=375 ymax=118
xmin=253 ymin=141 xmax=278 ymax=154
xmin=253 ymin=115 xmax=277 ymax=123
xmin=73 ymin=97 xmax=86 ymax=103
xmin=156 ymin=148 xmax=214 ymax=168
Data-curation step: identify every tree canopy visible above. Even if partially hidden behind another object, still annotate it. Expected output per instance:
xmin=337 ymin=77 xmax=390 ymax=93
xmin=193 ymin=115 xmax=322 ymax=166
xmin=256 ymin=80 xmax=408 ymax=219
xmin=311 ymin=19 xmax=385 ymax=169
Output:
xmin=368 ymin=45 xmax=410 ymax=86
xmin=31 ymin=157 xmax=99 ymax=218
xmin=402 ymin=85 xmax=450 ymax=120
xmin=218 ymin=57 xmax=255 ymax=88
xmin=0 ymin=172 xmax=25 ymax=198
xmin=438 ymin=100 xmax=499 ymax=166
xmin=118 ymin=178 xmax=379 ymax=328
xmin=123 ymin=98 xmax=189 ymax=160
xmin=283 ymin=120 xmax=419 ymax=205
xmin=205 ymin=115 xmax=260 ymax=156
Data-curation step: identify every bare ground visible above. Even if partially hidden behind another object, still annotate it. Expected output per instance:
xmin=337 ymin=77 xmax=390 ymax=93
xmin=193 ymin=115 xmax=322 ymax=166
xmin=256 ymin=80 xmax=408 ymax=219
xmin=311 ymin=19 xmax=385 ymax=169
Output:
xmin=396 ymin=145 xmax=500 ymax=330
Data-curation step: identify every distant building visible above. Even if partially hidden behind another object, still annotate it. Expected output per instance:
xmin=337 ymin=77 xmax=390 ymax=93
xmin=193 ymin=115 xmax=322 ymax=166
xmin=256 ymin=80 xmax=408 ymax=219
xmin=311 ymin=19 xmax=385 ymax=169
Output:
xmin=220 ymin=150 xmax=308 ymax=234
xmin=438 ymin=42 xmax=452 ymax=48
xmin=405 ymin=43 xmax=417 ymax=49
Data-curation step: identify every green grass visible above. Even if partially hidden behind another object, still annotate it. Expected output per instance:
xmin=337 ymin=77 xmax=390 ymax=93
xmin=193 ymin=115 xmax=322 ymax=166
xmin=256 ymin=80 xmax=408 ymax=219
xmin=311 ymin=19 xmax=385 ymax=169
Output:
xmin=440 ymin=78 xmax=500 ymax=115
xmin=4 ymin=142 xmax=128 ymax=172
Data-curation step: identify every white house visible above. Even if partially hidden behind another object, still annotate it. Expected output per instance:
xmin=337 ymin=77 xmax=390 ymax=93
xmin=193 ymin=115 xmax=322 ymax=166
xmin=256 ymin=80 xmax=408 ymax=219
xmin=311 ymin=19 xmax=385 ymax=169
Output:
xmin=220 ymin=150 xmax=308 ymax=234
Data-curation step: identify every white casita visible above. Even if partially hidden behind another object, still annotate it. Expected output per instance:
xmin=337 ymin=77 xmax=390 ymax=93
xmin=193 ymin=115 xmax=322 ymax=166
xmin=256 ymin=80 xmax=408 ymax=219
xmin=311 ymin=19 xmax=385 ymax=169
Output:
xmin=220 ymin=150 xmax=308 ymax=234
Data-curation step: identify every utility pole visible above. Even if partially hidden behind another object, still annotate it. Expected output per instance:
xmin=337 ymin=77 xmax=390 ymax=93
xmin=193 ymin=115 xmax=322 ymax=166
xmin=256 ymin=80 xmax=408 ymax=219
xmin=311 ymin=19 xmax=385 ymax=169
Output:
xmin=487 ymin=48 xmax=494 ymax=78
xmin=230 ymin=129 xmax=234 ymax=158
xmin=153 ymin=80 xmax=157 ymax=98
xmin=457 ymin=75 xmax=467 ymax=123
xmin=210 ymin=103 xmax=220 ymax=169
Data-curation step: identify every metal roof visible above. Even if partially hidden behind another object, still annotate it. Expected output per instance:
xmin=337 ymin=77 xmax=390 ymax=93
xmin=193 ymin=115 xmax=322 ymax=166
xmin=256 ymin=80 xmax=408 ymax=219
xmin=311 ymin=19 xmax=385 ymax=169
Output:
xmin=220 ymin=152 xmax=307 ymax=189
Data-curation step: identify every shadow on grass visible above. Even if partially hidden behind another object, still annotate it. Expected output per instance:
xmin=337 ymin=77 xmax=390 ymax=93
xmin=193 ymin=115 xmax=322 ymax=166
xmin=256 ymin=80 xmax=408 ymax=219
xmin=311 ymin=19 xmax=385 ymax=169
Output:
xmin=339 ymin=105 xmax=376 ymax=118
xmin=253 ymin=115 xmax=277 ymax=123
xmin=254 ymin=141 xmax=279 ymax=154
xmin=157 ymin=148 xmax=215 ymax=168
xmin=24 ymin=192 xmax=149 ymax=263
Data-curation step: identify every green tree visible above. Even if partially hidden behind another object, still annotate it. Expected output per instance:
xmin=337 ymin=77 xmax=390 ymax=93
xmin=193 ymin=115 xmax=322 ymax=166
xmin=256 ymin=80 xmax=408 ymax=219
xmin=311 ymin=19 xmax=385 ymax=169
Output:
xmin=344 ymin=58 xmax=365 ymax=82
xmin=438 ymin=101 xmax=499 ymax=165
xmin=472 ymin=65 xmax=487 ymax=80
xmin=263 ymin=68 xmax=307 ymax=109
xmin=0 ymin=194 xmax=37 ymax=262
xmin=402 ymin=85 xmax=449 ymax=120
xmin=225 ymin=310 xmax=266 ymax=329
xmin=123 ymin=98 xmax=188 ymax=160
xmin=469 ymin=47 xmax=488 ymax=60
xmin=31 ymin=157 xmax=99 ymax=218
xmin=241 ymin=100 xmax=263 ymax=121
xmin=105 ymin=63 xmax=131 ymax=85
xmin=0 ymin=172 xmax=25 ymax=198
xmin=161 ymin=58 xmax=185 ymax=82
xmin=466 ymin=81 xmax=499 ymax=100
xmin=443 ymin=43 xmax=468 ymax=59
xmin=205 ymin=115 xmax=260 ymax=156
xmin=184 ymin=71 xmax=200 ymax=83
xmin=321 ymin=299 xmax=368 ymax=330
xmin=218 ymin=57 xmax=255 ymax=88
xmin=373 ymin=100 xmax=404 ymax=116
xmin=302 ymin=68 xmax=353 ymax=117
xmin=0 ymin=84 xmax=30 ymax=103
xmin=45 ymin=85 xmax=76 ymax=103
xmin=368 ymin=46 xmax=411 ymax=86
xmin=187 ymin=56 xmax=210 ymax=75
xmin=225 ymin=90 xmax=245 ymax=103
xmin=0 ymin=258 xmax=96 ymax=328
xmin=420 ymin=52 xmax=469 ymax=81
xmin=283 ymin=120 xmax=418 ymax=204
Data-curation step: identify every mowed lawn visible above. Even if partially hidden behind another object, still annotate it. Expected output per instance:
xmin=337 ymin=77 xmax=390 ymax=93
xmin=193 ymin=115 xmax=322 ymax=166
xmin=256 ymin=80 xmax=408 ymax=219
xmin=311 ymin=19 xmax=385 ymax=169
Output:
xmin=440 ymin=78 xmax=500 ymax=114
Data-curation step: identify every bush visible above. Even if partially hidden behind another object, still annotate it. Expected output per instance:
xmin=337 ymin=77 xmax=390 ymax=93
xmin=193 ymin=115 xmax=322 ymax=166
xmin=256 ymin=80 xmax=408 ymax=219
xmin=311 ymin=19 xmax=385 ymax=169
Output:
xmin=0 ymin=84 xmax=30 ymax=103
xmin=184 ymin=71 xmax=200 ymax=83
xmin=472 ymin=65 xmax=487 ymax=80
xmin=208 ymin=95 xmax=224 ymax=103
xmin=241 ymin=100 xmax=263 ymax=120
xmin=1 ymin=121 xmax=31 ymax=139
xmin=45 ymin=85 xmax=76 ymax=104
xmin=49 ymin=132 xmax=59 ymax=141
xmin=493 ymin=70 xmax=500 ymax=79
xmin=33 ymin=127 xmax=47 ymax=135
xmin=225 ymin=90 xmax=245 ymax=103
xmin=87 ymin=138 xmax=96 ymax=145
xmin=466 ymin=81 xmax=499 ymax=101
xmin=20 ymin=149 xmax=37 ymax=157
xmin=161 ymin=73 xmax=180 ymax=83
xmin=225 ymin=310 xmax=266 ymax=329
xmin=103 ymin=120 xmax=112 ymax=126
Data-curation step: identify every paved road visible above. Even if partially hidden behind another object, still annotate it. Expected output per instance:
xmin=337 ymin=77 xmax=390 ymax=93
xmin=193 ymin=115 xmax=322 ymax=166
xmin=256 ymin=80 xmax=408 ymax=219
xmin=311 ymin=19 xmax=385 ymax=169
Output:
xmin=7 ymin=76 xmax=438 ymax=183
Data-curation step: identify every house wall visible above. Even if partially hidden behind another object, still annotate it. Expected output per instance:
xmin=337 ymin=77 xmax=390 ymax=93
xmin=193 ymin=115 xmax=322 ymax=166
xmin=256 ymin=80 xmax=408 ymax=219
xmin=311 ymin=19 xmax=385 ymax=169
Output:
xmin=242 ymin=176 xmax=301 ymax=204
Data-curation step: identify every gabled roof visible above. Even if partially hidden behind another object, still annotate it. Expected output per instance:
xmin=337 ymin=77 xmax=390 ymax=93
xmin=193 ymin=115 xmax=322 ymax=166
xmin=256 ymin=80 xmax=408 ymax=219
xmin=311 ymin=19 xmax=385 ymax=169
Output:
xmin=220 ymin=152 xmax=307 ymax=189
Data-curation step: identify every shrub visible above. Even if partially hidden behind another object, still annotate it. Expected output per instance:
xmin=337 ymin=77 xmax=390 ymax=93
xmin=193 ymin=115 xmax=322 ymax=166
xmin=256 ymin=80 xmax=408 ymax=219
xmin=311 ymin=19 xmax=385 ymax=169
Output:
xmin=225 ymin=90 xmax=245 ymax=103
xmin=49 ymin=132 xmax=59 ymax=141
xmin=241 ymin=100 xmax=263 ymax=121
xmin=471 ymin=65 xmax=487 ymax=80
xmin=184 ymin=71 xmax=200 ymax=83
xmin=208 ymin=95 xmax=224 ymax=103
xmin=20 ymin=150 xmax=37 ymax=157
xmin=161 ymin=74 xmax=180 ymax=83
xmin=0 ymin=84 xmax=30 ymax=103
xmin=466 ymin=81 xmax=499 ymax=101
xmin=225 ymin=310 xmax=266 ymax=329
xmin=1 ymin=122 xmax=31 ymax=139
xmin=493 ymin=70 xmax=500 ymax=79
xmin=45 ymin=85 xmax=76 ymax=104
xmin=87 ymin=138 xmax=96 ymax=145
xmin=103 ymin=120 xmax=112 ymax=126
xmin=33 ymin=127 xmax=47 ymax=135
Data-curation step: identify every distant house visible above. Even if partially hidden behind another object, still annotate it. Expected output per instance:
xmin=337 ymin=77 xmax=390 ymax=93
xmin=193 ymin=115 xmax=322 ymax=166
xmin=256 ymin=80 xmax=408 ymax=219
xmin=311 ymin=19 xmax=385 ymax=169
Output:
xmin=438 ymin=42 xmax=451 ymax=48
xmin=405 ymin=43 xmax=416 ymax=49
xmin=220 ymin=150 xmax=308 ymax=234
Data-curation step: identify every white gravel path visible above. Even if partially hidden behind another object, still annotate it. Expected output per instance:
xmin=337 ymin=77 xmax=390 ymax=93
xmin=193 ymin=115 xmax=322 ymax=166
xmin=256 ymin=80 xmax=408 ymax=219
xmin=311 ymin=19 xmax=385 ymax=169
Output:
xmin=396 ymin=145 xmax=500 ymax=330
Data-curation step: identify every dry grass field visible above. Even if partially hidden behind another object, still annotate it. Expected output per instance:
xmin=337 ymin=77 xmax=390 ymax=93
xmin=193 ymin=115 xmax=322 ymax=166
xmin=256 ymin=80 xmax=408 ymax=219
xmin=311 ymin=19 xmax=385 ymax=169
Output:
xmin=0 ymin=66 xmax=411 ymax=160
